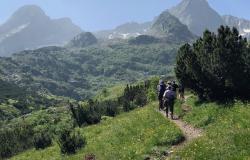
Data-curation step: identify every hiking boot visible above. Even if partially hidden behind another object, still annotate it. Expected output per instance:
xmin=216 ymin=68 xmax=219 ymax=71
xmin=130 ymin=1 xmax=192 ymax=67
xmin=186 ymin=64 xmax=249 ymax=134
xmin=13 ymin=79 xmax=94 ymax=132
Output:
xmin=170 ymin=112 xmax=174 ymax=120
xmin=171 ymin=114 xmax=174 ymax=120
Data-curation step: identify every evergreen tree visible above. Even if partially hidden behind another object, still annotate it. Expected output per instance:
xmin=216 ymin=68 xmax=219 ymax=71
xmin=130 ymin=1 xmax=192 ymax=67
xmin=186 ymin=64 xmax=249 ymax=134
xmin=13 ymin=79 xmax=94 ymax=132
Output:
xmin=175 ymin=26 xmax=250 ymax=101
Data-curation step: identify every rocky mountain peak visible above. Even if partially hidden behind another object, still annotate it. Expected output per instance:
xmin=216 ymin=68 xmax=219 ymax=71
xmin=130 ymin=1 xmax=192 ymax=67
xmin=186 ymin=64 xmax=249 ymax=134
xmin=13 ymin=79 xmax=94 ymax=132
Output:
xmin=169 ymin=0 xmax=224 ymax=35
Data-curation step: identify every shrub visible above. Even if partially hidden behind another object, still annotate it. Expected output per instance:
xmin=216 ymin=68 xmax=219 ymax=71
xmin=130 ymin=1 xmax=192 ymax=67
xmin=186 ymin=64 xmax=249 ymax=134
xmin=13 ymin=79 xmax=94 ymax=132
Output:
xmin=34 ymin=132 xmax=52 ymax=150
xmin=134 ymin=92 xmax=147 ymax=107
xmin=86 ymin=111 xmax=101 ymax=124
xmin=123 ymin=101 xmax=136 ymax=112
xmin=0 ymin=121 xmax=34 ymax=158
xmin=106 ymin=104 xmax=118 ymax=117
xmin=69 ymin=103 xmax=101 ymax=127
xmin=58 ymin=129 xmax=86 ymax=154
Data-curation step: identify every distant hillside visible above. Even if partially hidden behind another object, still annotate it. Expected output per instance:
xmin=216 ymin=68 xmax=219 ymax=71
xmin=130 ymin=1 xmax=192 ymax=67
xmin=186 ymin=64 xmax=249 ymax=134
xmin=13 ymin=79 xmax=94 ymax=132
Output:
xmin=223 ymin=15 xmax=250 ymax=39
xmin=128 ymin=35 xmax=160 ymax=45
xmin=0 ymin=42 xmax=178 ymax=100
xmin=68 ymin=32 xmax=98 ymax=48
xmin=0 ymin=5 xmax=82 ymax=56
xmin=169 ymin=0 xmax=224 ymax=36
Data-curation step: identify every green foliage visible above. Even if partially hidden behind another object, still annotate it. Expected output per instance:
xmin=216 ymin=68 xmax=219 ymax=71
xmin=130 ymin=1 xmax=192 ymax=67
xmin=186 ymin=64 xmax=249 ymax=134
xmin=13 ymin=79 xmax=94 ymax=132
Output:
xmin=176 ymin=26 xmax=250 ymax=101
xmin=0 ymin=105 xmax=73 ymax=159
xmin=34 ymin=132 xmax=52 ymax=150
xmin=0 ymin=80 xmax=25 ymax=102
xmin=121 ymin=84 xmax=148 ymax=111
xmin=69 ymin=102 xmax=106 ymax=127
xmin=57 ymin=129 xmax=86 ymax=154
xmin=0 ymin=120 xmax=34 ymax=158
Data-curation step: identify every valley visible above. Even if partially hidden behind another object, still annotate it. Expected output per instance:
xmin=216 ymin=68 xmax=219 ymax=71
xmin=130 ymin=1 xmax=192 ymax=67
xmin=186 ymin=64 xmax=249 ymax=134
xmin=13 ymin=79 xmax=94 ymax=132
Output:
xmin=0 ymin=0 xmax=250 ymax=159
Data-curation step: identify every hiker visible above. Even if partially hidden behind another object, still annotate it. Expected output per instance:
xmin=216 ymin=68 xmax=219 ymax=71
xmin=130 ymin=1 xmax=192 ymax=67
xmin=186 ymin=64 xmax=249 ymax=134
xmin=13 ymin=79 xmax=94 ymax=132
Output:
xmin=157 ymin=80 xmax=166 ymax=111
xmin=171 ymin=81 xmax=179 ymax=92
xmin=178 ymin=83 xmax=185 ymax=101
xmin=163 ymin=86 xmax=176 ymax=119
xmin=166 ymin=81 xmax=172 ymax=88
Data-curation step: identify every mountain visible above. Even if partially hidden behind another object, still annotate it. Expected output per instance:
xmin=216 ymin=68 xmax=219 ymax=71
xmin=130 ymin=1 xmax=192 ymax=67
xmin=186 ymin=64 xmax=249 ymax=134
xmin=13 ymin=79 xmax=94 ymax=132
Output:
xmin=95 ymin=22 xmax=152 ymax=40
xmin=169 ymin=0 xmax=224 ymax=36
xmin=223 ymin=15 xmax=250 ymax=39
xmin=149 ymin=11 xmax=195 ymax=42
xmin=68 ymin=32 xmax=98 ymax=48
xmin=0 ymin=5 xmax=82 ymax=56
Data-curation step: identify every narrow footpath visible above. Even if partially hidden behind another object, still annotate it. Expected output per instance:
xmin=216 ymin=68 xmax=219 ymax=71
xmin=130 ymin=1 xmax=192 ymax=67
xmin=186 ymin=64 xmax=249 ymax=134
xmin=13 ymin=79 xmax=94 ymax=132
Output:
xmin=159 ymin=97 xmax=203 ymax=159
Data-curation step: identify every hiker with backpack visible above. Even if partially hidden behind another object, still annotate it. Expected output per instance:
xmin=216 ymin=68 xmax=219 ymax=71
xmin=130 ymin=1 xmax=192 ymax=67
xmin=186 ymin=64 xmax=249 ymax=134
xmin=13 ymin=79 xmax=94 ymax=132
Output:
xmin=163 ymin=85 xmax=176 ymax=119
xmin=157 ymin=80 xmax=166 ymax=111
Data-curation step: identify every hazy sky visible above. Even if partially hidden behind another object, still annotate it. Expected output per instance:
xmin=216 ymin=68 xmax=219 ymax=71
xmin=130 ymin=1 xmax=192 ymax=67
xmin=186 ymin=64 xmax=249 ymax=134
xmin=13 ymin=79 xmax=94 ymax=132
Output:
xmin=0 ymin=0 xmax=250 ymax=31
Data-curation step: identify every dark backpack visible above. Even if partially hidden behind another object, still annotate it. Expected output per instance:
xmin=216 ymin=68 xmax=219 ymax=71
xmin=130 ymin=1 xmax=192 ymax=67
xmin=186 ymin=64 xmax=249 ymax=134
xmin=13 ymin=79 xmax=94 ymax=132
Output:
xmin=158 ymin=84 xmax=166 ymax=97
xmin=172 ymin=83 xmax=179 ymax=92
xmin=164 ymin=90 xmax=176 ymax=101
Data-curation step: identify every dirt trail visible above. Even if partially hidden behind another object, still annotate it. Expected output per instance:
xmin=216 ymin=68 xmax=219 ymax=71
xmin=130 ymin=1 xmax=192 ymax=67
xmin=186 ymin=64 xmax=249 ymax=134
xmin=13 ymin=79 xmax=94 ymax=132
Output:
xmin=159 ymin=110 xmax=203 ymax=142
xmin=158 ymin=96 xmax=203 ymax=159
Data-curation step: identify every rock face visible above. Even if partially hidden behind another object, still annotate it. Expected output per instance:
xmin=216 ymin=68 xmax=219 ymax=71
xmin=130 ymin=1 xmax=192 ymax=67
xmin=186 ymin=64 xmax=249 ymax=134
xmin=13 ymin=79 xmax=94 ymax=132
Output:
xmin=223 ymin=15 xmax=250 ymax=39
xmin=68 ymin=32 xmax=98 ymax=48
xmin=150 ymin=11 xmax=195 ymax=42
xmin=0 ymin=5 xmax=82 ymax=56
xmin=169 ymin=0 xmax=224 ymax=36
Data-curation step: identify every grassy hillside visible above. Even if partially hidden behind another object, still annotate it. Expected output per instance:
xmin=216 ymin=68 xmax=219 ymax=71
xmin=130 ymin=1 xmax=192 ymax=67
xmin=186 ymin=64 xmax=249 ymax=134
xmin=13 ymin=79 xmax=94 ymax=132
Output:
xmin=173 ymin=96 xmax=250 ymax=160
xmin=12 ymin=103 xmax=183 ymax=160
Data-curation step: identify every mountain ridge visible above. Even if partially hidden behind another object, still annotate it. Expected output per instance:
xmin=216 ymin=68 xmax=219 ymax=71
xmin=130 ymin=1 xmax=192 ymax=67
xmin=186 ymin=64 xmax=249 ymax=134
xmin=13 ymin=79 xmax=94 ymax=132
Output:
xmin=223 ymin=15 xmax=250 ymax=39
xmin=0 ymin=5 xmax=82 ymax=56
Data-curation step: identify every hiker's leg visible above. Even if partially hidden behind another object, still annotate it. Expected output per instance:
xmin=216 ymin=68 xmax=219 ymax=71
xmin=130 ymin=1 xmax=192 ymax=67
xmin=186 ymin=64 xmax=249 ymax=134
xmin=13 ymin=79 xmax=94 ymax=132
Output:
xmin=181 ymin=92 xmax=184 ymax=101
xmin=164 ymin=100 xmax=168 ymax=117
xmin=170 ymin=100 xmax=174 ymax=119
xmin=159 ymin=99 xmax=162 ymax=110
xmin=160 ymin=99 xmax=164 ymax=110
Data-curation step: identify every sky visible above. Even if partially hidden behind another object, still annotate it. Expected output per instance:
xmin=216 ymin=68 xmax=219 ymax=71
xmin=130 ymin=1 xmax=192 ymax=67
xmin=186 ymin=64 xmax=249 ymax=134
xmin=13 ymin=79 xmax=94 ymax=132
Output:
xmin=0 ymin=0 xmax=250 ymax=31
